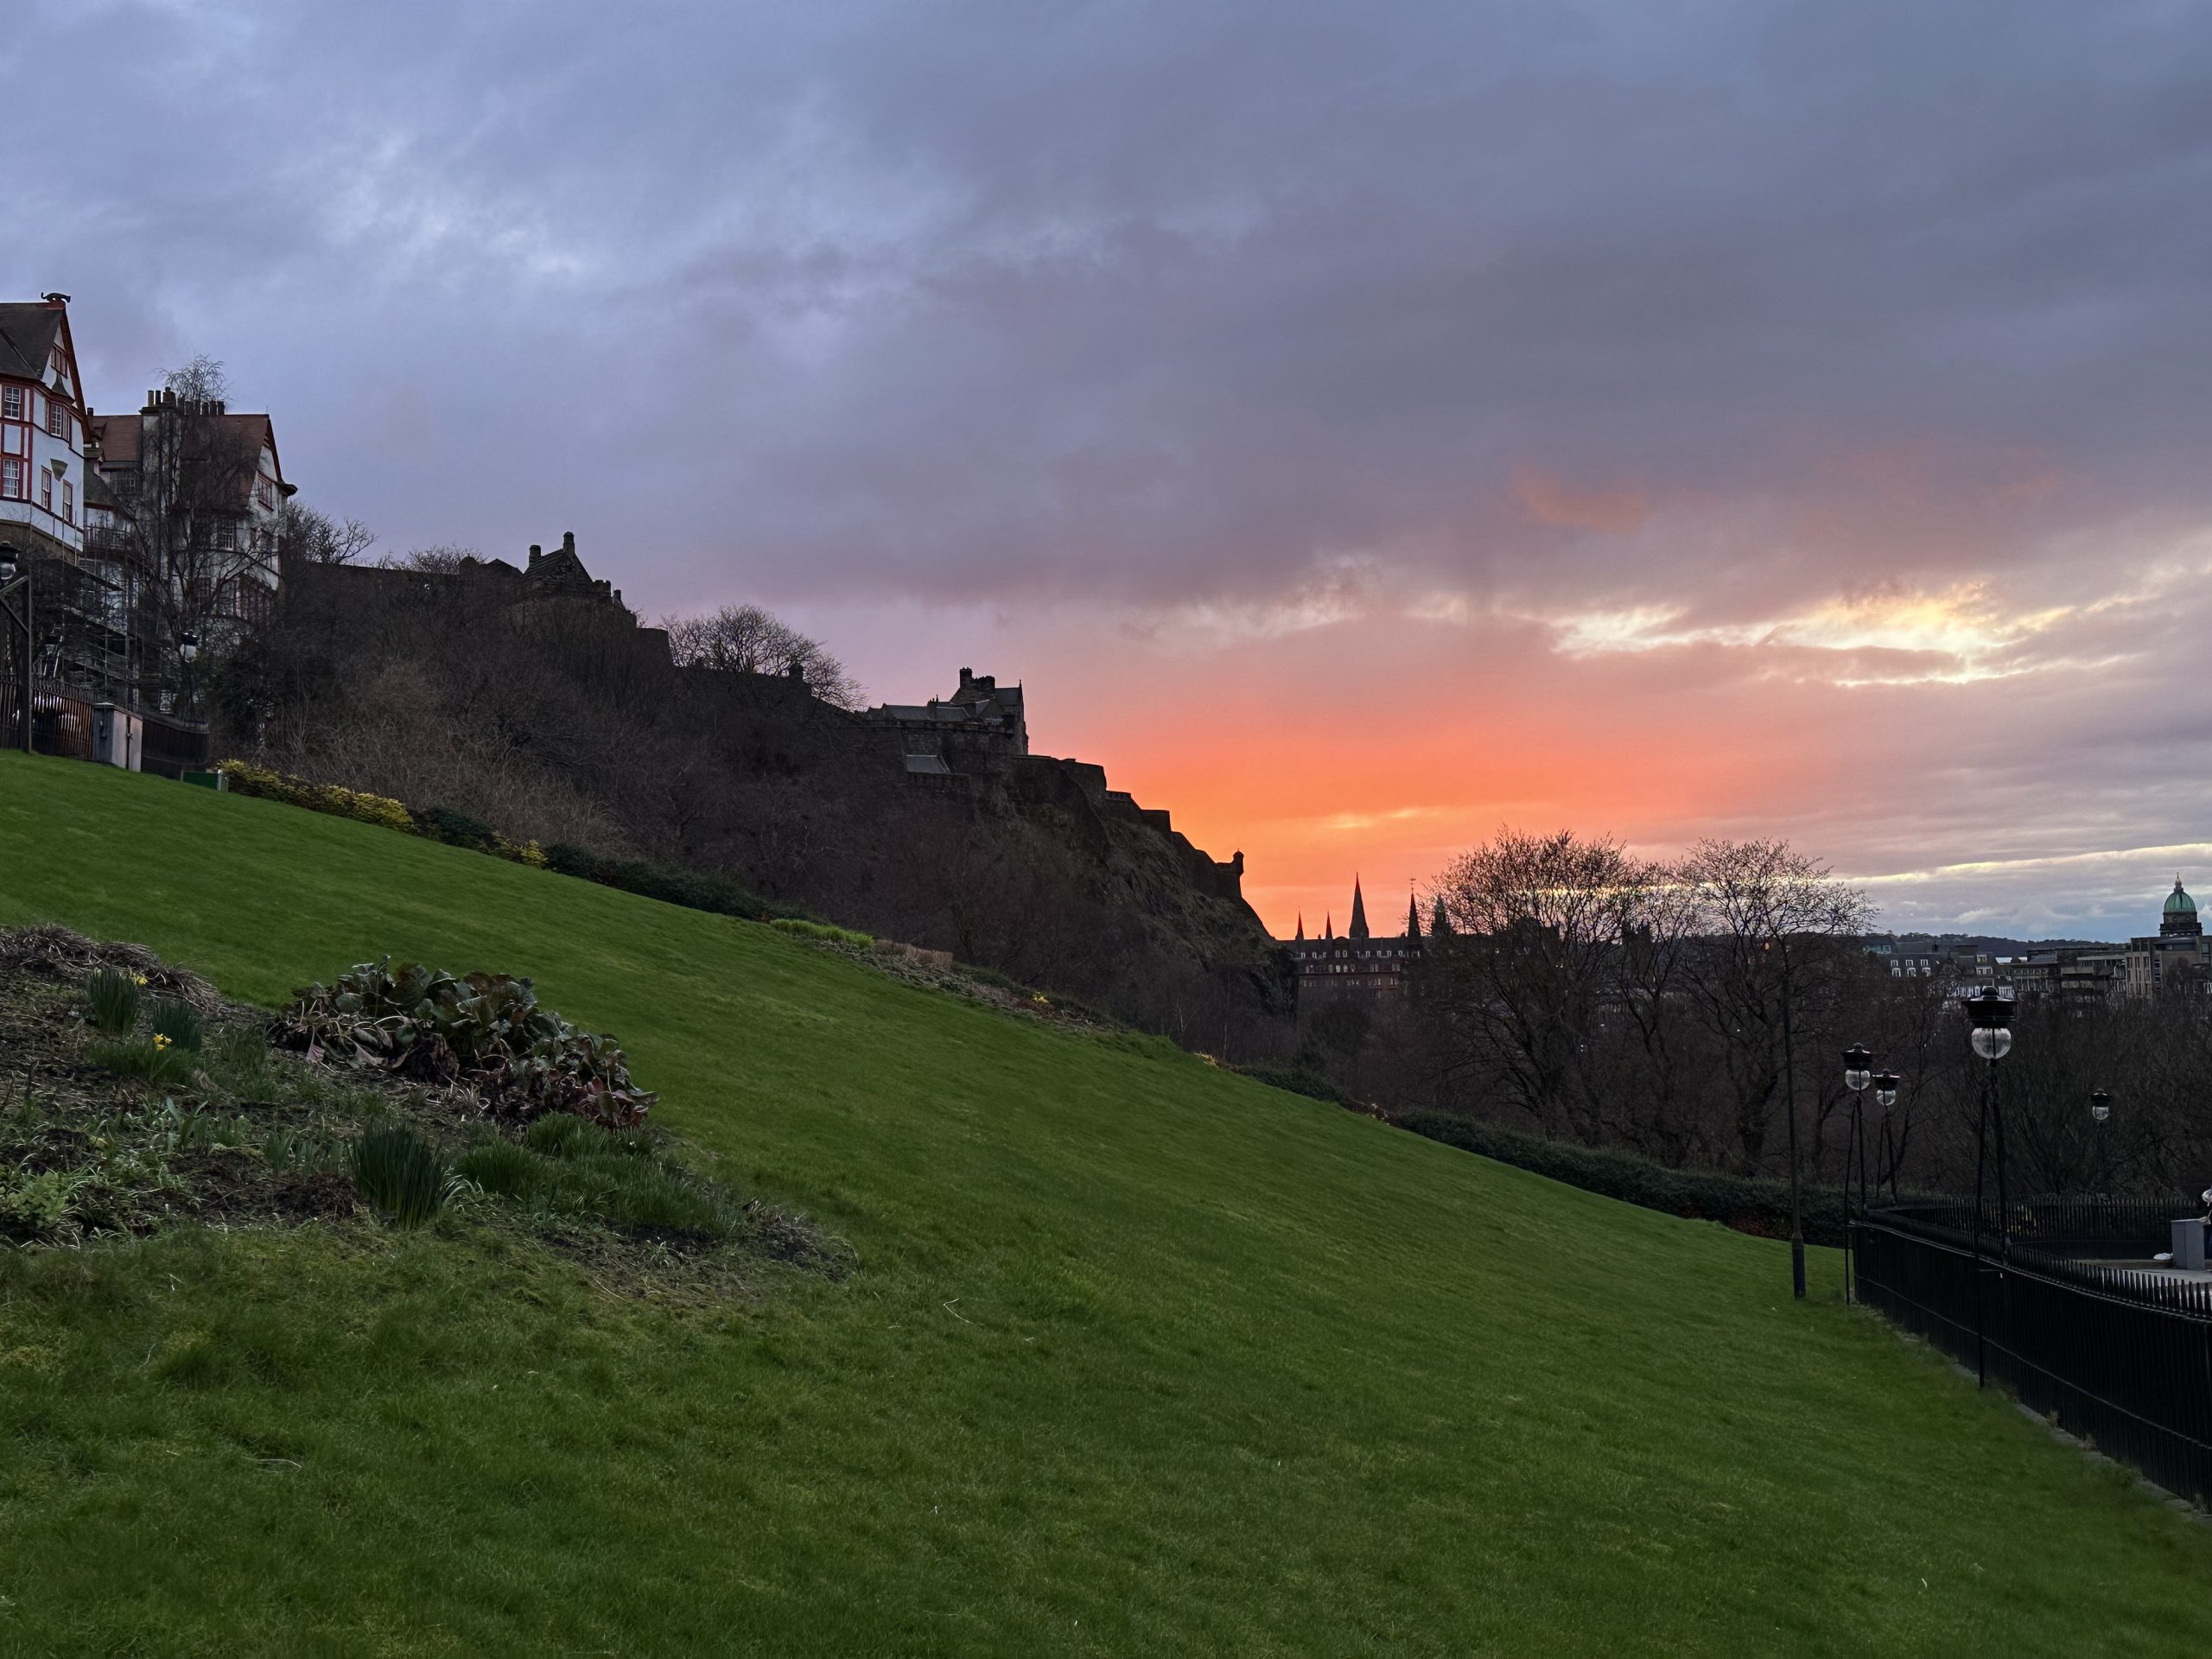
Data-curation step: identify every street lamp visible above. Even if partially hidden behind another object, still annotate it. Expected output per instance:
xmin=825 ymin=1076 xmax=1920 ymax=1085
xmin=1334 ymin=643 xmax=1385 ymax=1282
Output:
xmin=1963 ymin=983 xmax=2016 ymax=1388
xmin=2090 ymin=1088 xmax=2113 ymax=1197
xmin=1842 ymin=1044 xmax=1873 ymax=1303
xmin=1872 ymin=1071 xmax=1900 ymax=1202
xmin=177 ymin=630 xmax=200 ymax=665
xmin=0 ymin=543 xmax=28 ymax=754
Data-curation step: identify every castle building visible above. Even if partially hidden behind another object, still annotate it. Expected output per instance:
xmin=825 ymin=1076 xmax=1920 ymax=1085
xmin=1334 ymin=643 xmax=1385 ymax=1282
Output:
xmin=866 ymin=667 xmax=1027 ymax=777
xmin=1284 ymin=877 xmax=1424 ymax=1004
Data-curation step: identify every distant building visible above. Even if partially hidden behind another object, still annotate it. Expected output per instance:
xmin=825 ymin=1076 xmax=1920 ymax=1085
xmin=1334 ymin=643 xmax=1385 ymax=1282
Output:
xmin=1877 ymin=878 xmax=2212 ymax=1007
xmin=864 ymin=667 xmax=1027 ymax=778
xmin=1284 ymin=877 xmax=1423 ymax=1004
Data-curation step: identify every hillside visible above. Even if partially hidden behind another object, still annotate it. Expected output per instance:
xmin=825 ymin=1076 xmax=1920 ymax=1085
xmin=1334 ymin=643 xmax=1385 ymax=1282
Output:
xmin=0 ymin=751 xmax=2205 ymax=1656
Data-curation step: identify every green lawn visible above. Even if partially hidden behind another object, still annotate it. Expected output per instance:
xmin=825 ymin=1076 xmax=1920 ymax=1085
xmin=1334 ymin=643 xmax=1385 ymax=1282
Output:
xmin=0 ymin=751 xmax=2203 ymax=1656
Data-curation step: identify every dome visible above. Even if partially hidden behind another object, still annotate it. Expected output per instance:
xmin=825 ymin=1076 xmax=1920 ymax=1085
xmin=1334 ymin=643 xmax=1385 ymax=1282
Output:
xmin=2166 ymin=879 xmax=2196 ymax=915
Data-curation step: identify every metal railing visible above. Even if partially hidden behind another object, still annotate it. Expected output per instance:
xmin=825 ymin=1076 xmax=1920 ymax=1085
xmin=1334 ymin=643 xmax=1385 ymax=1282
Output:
xmin=1853 ymin=1202 xmax=2212 ymax=1505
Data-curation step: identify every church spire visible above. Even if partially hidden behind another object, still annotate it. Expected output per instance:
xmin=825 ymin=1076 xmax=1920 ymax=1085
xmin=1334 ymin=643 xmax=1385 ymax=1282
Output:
xmin=1407 ymin=886 xmax=1421 ymax=940
xmin=1324 ymin=912 xmax=1333 ymax=940
xmin=1349 ymin=875 xmax=1370 ymax=940
xmin=1294 ymin=912 xmax=1306 ymax=942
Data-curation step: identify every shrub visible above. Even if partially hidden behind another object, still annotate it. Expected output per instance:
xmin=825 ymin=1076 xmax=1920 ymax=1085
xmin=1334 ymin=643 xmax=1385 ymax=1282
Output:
xmin=418 ymin=804 xmax=499 ymax=851
xmin=89 ymin=1035 xmax=197 ymax=1088
xmin=218 ymin=760 xmax=415 ymax=833
xmin=350 ymin=1124 xmax=457 ymax=1228
xmin=215 ymin=762 xmax=545 ymax=868
xmin=769 ymin=918 xmax=874 ymax=948
xmin=541 ymin=843 xmax=771 ymax=920
xmin=147 ymin=999 xmax=206 ymax=1052
xmin=276 ymin=958 xmax=658 ymax=1127
xmin=1236 ymin=1063 xmax=1346 ymax=1105
xmin=1398 ymin=1113 xmax=1853 ymax=1247
xmin=82 ymin=969 xmax=142 ymax=1035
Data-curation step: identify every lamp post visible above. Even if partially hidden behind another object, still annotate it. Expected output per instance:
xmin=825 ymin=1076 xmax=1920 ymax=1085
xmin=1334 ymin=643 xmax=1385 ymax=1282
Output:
xmin=1872 ymin=1071 xmax=1900 ymax=1203
xmin=1773 ymin=933 xmax=1807 ymax=1301
xmin=0 ymin=543 xmax=29 ymax=754
xmin=176 ymin=629 xmax=200 ymax=716
xmin=1963 ymin=984 xmax=2016 ymax=1387
xmin=1842 ymin=1044 xmax=1873 ymax=1303
xmin=2089 ymin=1088 xmax=2112 ymax=1197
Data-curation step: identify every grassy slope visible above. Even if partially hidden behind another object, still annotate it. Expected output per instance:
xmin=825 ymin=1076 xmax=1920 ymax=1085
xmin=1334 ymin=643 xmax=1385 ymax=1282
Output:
xmin=0 ymin=752 xmax=2203 ymax=1658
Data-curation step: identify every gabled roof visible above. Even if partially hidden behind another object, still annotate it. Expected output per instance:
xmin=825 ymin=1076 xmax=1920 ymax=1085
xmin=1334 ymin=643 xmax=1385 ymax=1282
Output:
xmin=0 ymin=304 xmax=64 ymax=383
xmin=92 ymin=410 xmax=284 ymax=508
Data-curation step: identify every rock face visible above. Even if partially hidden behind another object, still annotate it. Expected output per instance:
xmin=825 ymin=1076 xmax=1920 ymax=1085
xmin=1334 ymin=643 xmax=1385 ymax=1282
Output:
xmin=238 ymin=554 xmax=1294 ymax=1052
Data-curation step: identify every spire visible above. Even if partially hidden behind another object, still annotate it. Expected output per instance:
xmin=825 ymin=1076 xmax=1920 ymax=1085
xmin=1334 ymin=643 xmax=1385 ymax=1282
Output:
xmin=1431 ymin=894 xmax=1451 ymax=937
xmin=1294 ymin=912 xmax=1306 ymax=942
xmin=1324 ymin=912 xmax=1333 ymax=940
xmin=1407 ymin=886 xmax=1421 ymax=940
xmin=1349 ymin=875 xmax=1370 ymax=940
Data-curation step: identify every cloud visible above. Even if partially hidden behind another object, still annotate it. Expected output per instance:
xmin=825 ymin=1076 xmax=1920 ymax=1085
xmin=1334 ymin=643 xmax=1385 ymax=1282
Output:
xmin=6 ymin=0 xmax=2211 ymax=934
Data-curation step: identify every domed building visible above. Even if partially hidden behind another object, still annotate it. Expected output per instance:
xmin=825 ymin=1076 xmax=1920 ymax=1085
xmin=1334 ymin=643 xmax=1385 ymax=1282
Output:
xmin=2116 ymin=876 xmax=2212 ymax=998
xmin=2161 ymin=877 xmax=2202 ymax=939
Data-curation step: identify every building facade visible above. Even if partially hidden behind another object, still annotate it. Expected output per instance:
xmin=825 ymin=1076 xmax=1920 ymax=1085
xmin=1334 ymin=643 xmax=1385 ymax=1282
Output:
xmin=0 ymin=296 xmax=92 ymax=565
xmin=1284 ymin=878 xmax=1424 ymax=1004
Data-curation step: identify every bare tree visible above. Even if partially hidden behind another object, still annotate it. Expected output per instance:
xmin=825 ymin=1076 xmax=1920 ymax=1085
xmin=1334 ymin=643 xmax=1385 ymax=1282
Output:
xmin=275 ymin=501 xmax=375 ymax=568
xmin=99 ymin=356 xmax=270 ymax=705
xmin=660 ymin=603 xmax=863 ymax=709
xmin=1675 ymin=838 xmax=1872 ymax=1175
xmin=1428 ymin=830 xmax=1671 ymax=1141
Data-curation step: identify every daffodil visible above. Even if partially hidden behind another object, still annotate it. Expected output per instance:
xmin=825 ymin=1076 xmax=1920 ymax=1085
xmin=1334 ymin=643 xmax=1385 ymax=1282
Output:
xmin=152 ymin=1033 xmax=172 ymax=1051
xmin=131 ymin=974 xmax=148 ymax=987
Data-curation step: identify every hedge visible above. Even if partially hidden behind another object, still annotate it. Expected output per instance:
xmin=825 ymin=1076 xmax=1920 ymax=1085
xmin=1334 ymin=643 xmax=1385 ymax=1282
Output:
xmin=218 ymin=761 xmax=546 ymax=868
xmin=538 ymin=843 xmax=785 ymax=923
xmin=1397 ymin=1111 xmax=1853 ymax=1247
xmin=768 ymin=917 xmax=874 ymax=948
xmin=1236 ymin=1063 xmax=1347 ymax=1105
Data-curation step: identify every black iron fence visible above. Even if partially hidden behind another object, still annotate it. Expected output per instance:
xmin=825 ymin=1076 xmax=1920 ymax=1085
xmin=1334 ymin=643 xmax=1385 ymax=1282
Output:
xmin=1853 ymin=1202 xmax=2212 ymax=1506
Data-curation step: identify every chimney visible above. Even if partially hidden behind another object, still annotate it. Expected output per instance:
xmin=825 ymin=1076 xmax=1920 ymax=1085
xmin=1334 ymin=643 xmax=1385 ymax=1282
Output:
xmin=41 ymin=292 xmax=68 ymax=306
xmin=786 ymin=655 xmax=806 ymax=681
xmin=562 ymin=531 xmax=576 ymax=556
xmin=528 ymin=543 xmax=542 ymax=568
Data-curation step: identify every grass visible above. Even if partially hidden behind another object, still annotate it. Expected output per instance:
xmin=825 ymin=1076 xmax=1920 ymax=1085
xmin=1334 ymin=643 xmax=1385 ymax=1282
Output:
xmin=452 ymin=1114 xmax=741 ymax=1236
xmin=0 ymin=749 xmax=2205 ymax=1656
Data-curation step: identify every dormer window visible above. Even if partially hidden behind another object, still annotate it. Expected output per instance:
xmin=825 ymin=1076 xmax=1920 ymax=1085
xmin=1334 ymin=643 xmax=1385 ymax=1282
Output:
xmin=44 ymin=399 xmax=67 ymax=441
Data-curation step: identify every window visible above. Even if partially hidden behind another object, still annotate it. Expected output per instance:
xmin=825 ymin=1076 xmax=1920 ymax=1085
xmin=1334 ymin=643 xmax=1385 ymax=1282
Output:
xmin=61 ymin=481 xmax=73 ymax=524
xmin=39 ymin=469 xmax=51 ymax=511
xmin=1 ymin=386 xmax=19 ymax=420
xmin=256 ymin=476 xmax=276 ymax=510
xmin=44 ymin=399 xmax=67 ymax=441
xmin=0 ymin=459 xmax=19 ymax=499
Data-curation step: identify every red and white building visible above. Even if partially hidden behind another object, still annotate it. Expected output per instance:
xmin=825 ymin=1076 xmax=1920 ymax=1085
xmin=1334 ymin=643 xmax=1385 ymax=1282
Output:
xmin=0 ymin=294 xmax=92 ymax=563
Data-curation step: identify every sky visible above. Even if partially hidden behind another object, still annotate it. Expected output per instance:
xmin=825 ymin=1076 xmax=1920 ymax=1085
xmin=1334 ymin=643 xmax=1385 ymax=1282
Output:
xmin=9 ymin=0 xmax=2212 ymax=941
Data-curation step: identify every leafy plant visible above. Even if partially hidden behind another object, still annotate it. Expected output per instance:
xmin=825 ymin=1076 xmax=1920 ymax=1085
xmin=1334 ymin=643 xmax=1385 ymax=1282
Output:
xmin=276 ymin=958 xmax=658 ymax=1128
xmin=349 ymin=1124 xmax=459 ymax=1228
xmin=82 ymin=969 xmax=142 ymax=1035
xmin=89 ymin=1036 xmax=197 ymax=1088
xmin=148 ymin=999 xmax=206 ymax=1052
xmin=0 ymin=1166 xmax=98 ymax=1242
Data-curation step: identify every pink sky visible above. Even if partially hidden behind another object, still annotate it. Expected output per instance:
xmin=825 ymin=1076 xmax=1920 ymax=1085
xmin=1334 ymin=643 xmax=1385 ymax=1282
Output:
xmin=12 ymin=3 xmax=2212 ymax=943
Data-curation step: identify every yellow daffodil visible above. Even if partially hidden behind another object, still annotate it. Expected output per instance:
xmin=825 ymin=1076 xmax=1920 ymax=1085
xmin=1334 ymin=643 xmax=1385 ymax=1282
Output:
xmin=152 ymin=1033 xmax=172 ymax=1051
xmin=131 ymin=974 xmax=148 ymax=987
